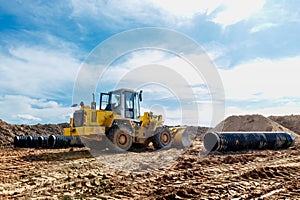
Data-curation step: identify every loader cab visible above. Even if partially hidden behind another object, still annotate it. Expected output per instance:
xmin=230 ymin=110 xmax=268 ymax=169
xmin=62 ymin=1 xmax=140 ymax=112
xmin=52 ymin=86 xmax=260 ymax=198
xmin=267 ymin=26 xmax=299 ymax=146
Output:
xmin=100 ymin=88 xmax=142 ymax=120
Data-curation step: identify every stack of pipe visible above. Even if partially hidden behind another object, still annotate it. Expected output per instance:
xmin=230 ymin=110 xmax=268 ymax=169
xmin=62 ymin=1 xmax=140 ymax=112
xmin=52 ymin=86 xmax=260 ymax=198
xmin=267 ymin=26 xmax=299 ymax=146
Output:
xmin=13 ymin=135 xmax=84 ymax=148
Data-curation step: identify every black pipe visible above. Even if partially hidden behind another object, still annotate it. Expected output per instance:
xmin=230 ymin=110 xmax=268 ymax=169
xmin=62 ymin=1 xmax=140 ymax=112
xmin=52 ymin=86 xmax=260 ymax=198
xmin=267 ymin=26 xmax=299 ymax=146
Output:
xmin=37 ymin=136 xmax=49 ymax=148
xmin=26 ymin=136 xmax=39 ymax=148
xmin=204 ymin=132 xmax=295 ymax=152
xmin=14 ymin=136 xmax=28 ymax=148
xmin=48 ymin=135 xmax=84 ymax=148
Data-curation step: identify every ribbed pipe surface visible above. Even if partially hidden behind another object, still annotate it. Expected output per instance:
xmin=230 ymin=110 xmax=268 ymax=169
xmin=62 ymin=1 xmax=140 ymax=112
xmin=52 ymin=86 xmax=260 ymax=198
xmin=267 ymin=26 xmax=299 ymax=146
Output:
xmin=204 ymin=132 xmax=295 ymax=152
xmin=48 ymin=135 xmax=84 ymax=148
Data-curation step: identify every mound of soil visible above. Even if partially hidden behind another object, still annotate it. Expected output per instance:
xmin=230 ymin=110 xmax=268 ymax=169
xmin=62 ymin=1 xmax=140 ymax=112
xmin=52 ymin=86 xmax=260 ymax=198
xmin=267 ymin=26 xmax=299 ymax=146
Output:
xmin=213 ymin=114 xmax=299 ymax=140
xmin=0 ymin=119 xmax=69 ymax=146
xmin=269 ymin=115 xmax=300 ymax=136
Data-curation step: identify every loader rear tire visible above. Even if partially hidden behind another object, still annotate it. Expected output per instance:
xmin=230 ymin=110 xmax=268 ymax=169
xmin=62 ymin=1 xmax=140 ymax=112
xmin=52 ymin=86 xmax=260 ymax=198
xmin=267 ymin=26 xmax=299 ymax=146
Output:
xmin=108 ymin=125 xmax=133 ymax=151
xmin=153 ymin=126 xmax=172 ymax=150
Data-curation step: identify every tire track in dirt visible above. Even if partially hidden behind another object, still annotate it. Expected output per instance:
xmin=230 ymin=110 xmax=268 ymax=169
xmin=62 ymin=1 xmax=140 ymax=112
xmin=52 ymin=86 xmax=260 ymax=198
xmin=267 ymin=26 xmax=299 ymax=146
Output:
xmin=99 ymin=141 xmax=300 ymax=199
xmin=0 ymin=148 xmax=115 ymax=199
xmin=0 ymin=141 xmax=300 ymax=199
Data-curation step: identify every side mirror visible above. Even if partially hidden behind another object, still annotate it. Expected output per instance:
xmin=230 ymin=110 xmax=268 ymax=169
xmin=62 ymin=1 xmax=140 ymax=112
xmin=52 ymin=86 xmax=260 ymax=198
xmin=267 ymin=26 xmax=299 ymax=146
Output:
xmin=139 ymin=90 xmax=143 ymax=102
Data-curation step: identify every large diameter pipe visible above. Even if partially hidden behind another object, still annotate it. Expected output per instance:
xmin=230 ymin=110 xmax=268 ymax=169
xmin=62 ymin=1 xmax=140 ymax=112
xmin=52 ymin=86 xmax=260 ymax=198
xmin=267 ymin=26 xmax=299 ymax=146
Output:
xmin=48 ymin=135 xmax=84 ymax=148
xmin=26 ymin=136 xmax=39 ymax=148
xmin=37 ymin=136 xmax=49 ymax=148
xmin=204 ymin=132 xmax=295 ymax=152
xmin=14 ymin=136 xmax=28 ymax=148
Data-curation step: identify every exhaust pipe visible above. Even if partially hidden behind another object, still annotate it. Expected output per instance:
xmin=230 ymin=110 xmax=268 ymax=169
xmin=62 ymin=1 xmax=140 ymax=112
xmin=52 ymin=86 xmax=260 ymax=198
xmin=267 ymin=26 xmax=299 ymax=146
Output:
xmin=204 ymin=132 xmax=295 ymax=152
xmin=91 ymin=93 xmax=96 ymax=110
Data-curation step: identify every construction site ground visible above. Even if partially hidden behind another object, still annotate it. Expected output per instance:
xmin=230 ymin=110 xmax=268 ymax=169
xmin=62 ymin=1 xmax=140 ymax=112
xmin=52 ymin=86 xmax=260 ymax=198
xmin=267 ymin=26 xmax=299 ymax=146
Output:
xmin=1 ymin=114 xmax=300 ymax=199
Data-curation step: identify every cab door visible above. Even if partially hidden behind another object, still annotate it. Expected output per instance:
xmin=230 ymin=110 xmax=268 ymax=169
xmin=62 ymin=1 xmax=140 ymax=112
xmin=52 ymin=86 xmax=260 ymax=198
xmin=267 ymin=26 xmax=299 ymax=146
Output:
xmin=124 ymin=92 xmax=140 ymax=119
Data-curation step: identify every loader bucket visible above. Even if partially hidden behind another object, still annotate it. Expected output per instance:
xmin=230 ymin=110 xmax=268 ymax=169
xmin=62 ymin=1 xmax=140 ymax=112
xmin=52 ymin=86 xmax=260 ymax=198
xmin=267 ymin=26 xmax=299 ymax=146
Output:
xmin=171 ymin=126 xmax=198 ymax=149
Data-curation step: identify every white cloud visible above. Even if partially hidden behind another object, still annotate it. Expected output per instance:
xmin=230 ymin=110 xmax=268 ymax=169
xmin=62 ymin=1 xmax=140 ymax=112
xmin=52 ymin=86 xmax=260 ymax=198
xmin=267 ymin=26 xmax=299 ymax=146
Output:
xmin=203 ymin=41 xmax=227 ymax=60
xmin=0 ymin=45 xmax=80 ymax=99
xmin=212 ymin=0 xmax=266 ymax=27
xmin=226 ymin=101 xmax=300 ymax=118
xmin=16 ymin=114 xmax=42 ymax=122
xmin=71 ymin=0 xmax=168 ymax=29
xmin=99 ymin=50 xmax=207 ymax=87
xmin=100 ymin=50 xmax=167 ymax=82
xmin=219 ymin=56 xmax=300 ymax=101
xmin=151 ymin=0 xmax=266 ymax=27
xmin=71 ymin=0 xmax=266 ymax=28
xmin=250 ymin=22 xmax=278 ymax=33
xmin=202 ymin=41 xmax=231 ymax=68
xmin=151 ymin=0 xmax=221 ymax=19
xmin=0 ymin=95 xmax=72 ymax=124
xmin=0 ymin=30 xmax=83 ymax=124
xmin=249 ymin=2 xmax=300 ymax=32
xmin=219 ymin=56 xmax=300 ymax=119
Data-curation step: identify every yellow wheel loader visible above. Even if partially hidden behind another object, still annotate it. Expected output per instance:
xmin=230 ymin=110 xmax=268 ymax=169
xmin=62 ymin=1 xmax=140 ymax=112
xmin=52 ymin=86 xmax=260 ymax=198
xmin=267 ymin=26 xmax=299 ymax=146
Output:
xmin=64 ymin=88 xmax=173 ymax=151
xmin=14 ymin=88 xmax=194 ymax=151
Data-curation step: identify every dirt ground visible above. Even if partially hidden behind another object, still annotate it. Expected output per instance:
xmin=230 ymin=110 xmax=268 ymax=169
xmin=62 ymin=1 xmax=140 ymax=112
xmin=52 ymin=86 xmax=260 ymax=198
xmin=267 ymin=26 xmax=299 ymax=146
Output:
xmin=1 ymin=115 xmax=300 ymax=199
xmin=1 ymin=139 xmax=300 ymax=199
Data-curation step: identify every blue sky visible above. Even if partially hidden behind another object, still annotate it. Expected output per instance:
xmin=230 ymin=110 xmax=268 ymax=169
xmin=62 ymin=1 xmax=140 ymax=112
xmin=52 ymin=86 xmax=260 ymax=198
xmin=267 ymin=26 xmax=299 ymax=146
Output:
xmin=1 ymin=0 xmax=300 ymax=126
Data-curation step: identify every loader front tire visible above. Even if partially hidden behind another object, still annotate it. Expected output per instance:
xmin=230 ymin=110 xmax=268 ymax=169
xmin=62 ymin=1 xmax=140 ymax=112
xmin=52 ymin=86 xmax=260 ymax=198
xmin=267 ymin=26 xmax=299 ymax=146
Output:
xmin=108 ymin=125 xmax=133 ymax=151
xmin=153 ymin=127 xmax=172 ymax=150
